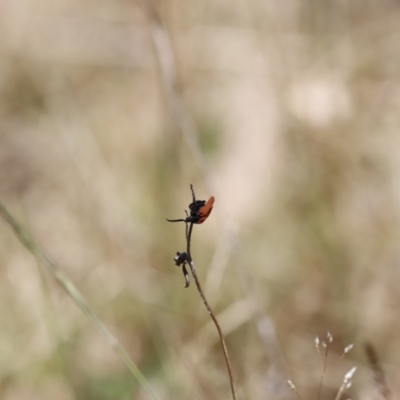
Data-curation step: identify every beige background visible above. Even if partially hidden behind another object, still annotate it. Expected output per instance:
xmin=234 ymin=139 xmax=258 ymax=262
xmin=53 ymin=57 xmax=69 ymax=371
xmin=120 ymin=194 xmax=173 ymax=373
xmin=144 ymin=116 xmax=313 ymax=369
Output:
xmin=0 ymin=0 xmax=399 ymax=399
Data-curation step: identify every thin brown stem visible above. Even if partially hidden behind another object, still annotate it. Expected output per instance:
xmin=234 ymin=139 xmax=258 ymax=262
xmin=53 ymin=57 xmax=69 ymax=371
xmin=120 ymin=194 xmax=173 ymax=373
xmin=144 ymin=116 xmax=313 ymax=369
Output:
xmin=317 ymin=333 xmax=332 ymax=400
xmin=318 ymin=352 xmax=328 ymax=400
xmin=186 ymin=222 xmax=237 ymax=400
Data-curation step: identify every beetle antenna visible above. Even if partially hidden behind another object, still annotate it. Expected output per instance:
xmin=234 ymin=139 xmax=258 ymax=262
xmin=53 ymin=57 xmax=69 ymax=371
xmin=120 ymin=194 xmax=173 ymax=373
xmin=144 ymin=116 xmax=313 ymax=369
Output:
xmin=190 ymin=183 xmax=196 ymax=203
xmin=166 ymin=218 xmax=186 ymax=223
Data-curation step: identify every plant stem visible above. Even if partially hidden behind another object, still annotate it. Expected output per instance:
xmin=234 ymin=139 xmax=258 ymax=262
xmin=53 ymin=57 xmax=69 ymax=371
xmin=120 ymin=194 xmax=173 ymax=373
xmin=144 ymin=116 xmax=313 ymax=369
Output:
xmin=186 ymin=222 xmax=237 ymax=400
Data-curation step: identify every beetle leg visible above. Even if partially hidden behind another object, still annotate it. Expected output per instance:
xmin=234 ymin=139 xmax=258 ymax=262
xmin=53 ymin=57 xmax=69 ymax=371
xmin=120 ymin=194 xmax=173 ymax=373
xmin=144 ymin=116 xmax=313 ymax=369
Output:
xmin=166 ymin=218 xmax=187 ymax=223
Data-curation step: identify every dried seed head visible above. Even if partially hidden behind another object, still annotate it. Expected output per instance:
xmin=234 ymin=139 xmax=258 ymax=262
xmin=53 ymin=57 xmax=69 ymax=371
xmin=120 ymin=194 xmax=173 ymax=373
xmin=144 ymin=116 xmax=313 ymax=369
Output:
xmin=344 ymin=366 xmax=357 ymax=382
xmin=344 ymin=344 xmax=354 ymax=354
xmin=173 ymin=251 xmax=188 ymax=266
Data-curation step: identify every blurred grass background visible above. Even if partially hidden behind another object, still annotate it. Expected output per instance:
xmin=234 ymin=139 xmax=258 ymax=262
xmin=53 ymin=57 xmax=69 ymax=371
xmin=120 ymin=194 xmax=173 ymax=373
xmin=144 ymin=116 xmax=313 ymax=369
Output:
xmin=1 ymin=0 xmax=400 ymax=399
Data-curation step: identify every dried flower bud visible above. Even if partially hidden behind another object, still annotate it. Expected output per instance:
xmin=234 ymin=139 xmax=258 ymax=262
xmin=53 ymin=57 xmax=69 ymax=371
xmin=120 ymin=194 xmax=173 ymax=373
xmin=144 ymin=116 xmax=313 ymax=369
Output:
xmin=287 ymin=380 xmax=296 ymax=390
xmin=344 ymin=344 xmax=354 ymax=354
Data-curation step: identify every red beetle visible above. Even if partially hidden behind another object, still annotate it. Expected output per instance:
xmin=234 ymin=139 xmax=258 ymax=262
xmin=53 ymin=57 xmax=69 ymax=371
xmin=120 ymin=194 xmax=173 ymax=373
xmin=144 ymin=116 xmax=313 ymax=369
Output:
xmin=167 ymin=196 xmax=215 ymax=224
xmin=196 ymin=196 xmax=215 ymax=224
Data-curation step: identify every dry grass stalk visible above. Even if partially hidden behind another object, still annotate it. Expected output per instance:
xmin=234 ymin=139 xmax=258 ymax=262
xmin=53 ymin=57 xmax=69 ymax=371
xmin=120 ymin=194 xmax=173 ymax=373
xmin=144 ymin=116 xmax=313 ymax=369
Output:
xmin=0 ymin=199 xmax=160 ymax=400
xmin=365 ymin=342 xmax=391 ymax=400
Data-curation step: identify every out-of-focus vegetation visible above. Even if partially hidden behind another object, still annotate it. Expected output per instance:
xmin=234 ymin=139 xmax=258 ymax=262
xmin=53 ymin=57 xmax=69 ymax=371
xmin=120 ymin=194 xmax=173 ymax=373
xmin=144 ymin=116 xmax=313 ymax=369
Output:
xmin=0 ymin=0 xmax=400 ymax=399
